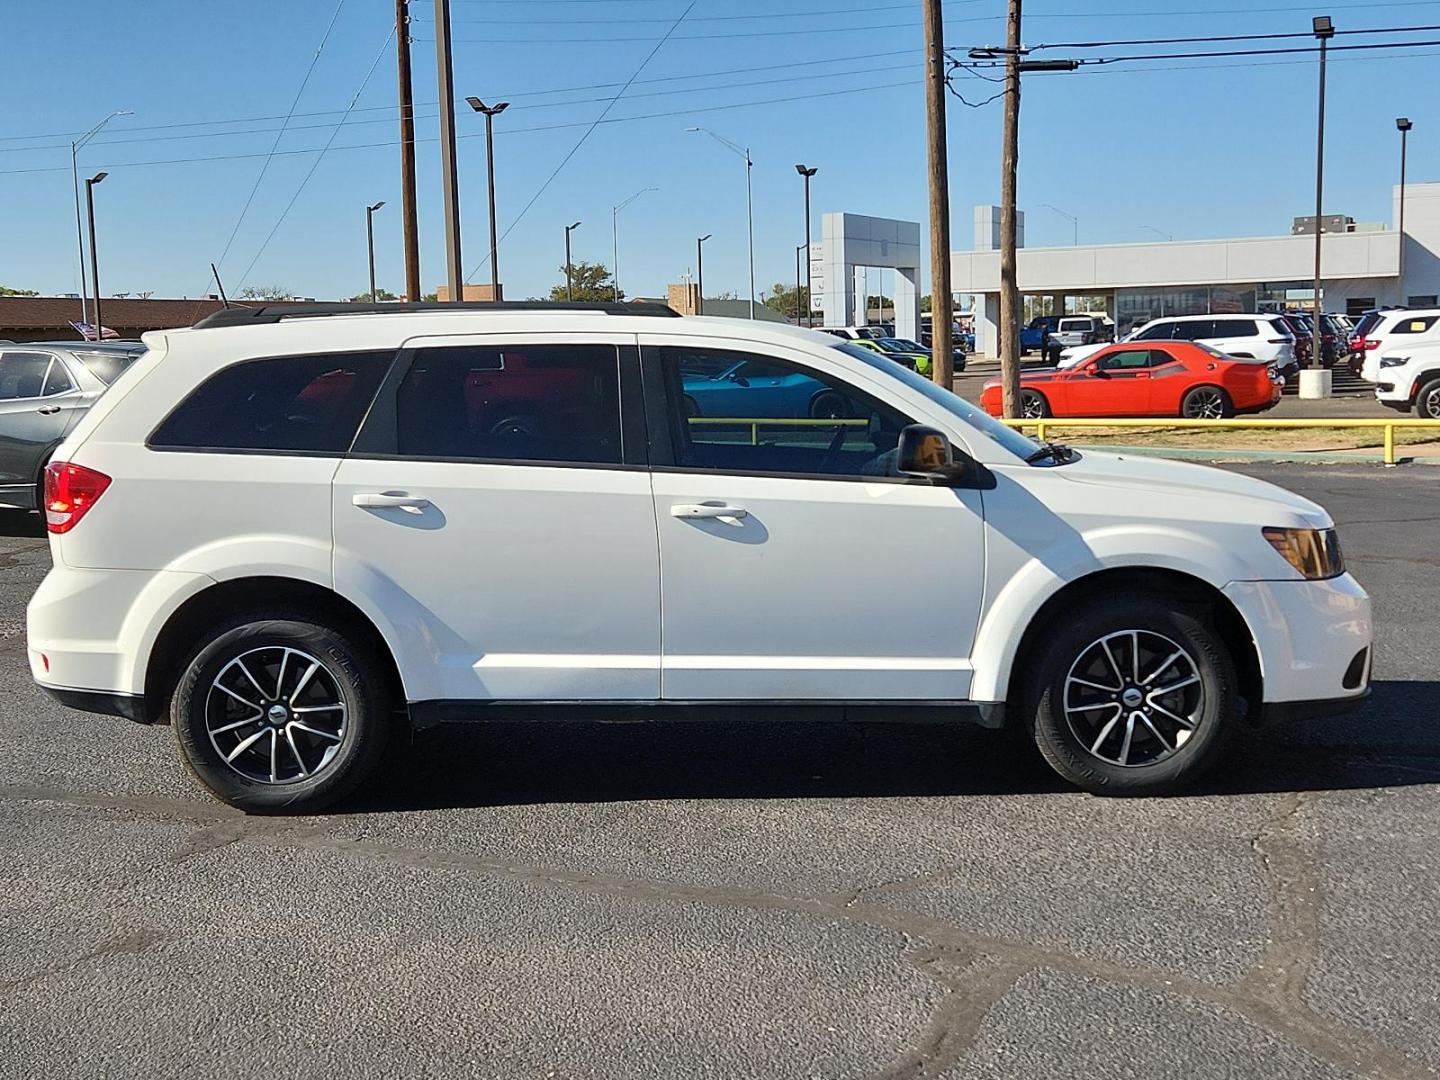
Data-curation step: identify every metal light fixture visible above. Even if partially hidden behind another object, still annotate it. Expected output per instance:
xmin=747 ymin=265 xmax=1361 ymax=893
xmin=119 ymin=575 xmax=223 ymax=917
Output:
xmin=466 ymin=97 xmax=510 ymax=299
xmin=796 ymin=165 xmax=818 ymax=326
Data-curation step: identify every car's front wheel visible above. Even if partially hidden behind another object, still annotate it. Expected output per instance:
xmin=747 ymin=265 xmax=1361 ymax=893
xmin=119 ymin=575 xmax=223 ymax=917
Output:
xmin=1023 ymin=597 xmax=1237 ymax=795
xmin=171 ymin=615 xmax=395 ymax=813
xmin=1416 ymin=377 xmax=1440 ymax=420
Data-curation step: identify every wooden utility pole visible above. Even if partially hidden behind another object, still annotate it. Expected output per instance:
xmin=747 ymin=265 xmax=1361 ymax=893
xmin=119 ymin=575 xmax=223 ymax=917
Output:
xmin=999 ymin=0 xmax=1023 ymax=417
xmin=923 ymin=0 xmax=954 ymax=388
xmin=395 ymin=0 xmax=421 ymax=301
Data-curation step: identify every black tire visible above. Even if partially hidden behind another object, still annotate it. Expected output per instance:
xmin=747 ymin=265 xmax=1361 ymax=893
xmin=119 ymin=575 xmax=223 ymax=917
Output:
xmin=682 ymin=395 xmax=700 ymax=419
xmin=810 ymin=390 xmax=850 ymax=419
xmin=1416 ymin=377 xmax=1440 ymax=421
xmin=171 ymin=613 xmax=395 ymax=814
xmin=1019 ymin=389 xmax=1051 ymax=419
xmin=1022 ymin=596 xmax=1237 ymax=796
xmin=1180 ymin=385 xmax=1233 ymax=419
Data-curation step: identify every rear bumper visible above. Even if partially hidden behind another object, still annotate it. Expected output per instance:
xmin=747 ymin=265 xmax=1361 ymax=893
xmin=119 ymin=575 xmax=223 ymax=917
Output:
xmin=39 ymin=684 xmax=151 ymax=723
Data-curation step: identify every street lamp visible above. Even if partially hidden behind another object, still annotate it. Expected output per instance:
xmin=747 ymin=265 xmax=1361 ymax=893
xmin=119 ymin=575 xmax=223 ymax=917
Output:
xmin=1040 ymin=203 xmax=1078 ymax=246
xmin=1397 ymin=117 xmax=1413 ymax=290
xmin=366 ymin=200 xmax=386 ymax=303
xmin=696 ymin=234 xmax=711 ymax=315
xmin=1310 ymin=13 xmax=1335 ymax=371
xmin=795 ymin=164 xmax=818 ymax=326
xmin=71 ymin=110 xmax=131 ymax=328
xmin=466 ymin=96 xmax=509 ymax=299
xmin=564 ymin=221 xmax=582 ymax=302
xmin=687 ymin=127 xmax=755 ymax=319
xmin=84 ymin=172 xmax=108 ymax=340
xmin=1139 ymin=225 xmax=1173 ymax=242
xmin=611 ymin=187 xmax=657 ymax=302
xmin=795 ymin=244 xmax=805 ymax=326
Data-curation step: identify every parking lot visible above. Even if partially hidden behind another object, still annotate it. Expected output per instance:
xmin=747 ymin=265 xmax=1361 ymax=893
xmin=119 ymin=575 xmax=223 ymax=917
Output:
xmin=1 ymin=462 xmax=1437 ymax=1080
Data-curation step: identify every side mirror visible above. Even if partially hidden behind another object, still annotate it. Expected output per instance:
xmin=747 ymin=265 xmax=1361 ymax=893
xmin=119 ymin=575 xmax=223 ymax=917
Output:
xmin=897 ymin=425 xmax=970 ymax=482
xmin=1089 ymin=365 xmax=1110 ymax=378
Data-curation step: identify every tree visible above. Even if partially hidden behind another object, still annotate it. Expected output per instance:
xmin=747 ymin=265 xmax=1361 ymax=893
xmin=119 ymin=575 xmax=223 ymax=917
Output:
xmin=350 ymin=288 xmax=399 ymax=302
xmin=548 ymin=261 xmax=622 ymax=302
xmin=0 ymin=286 xmax=38 ymax=297
xmin=237 ymin=284 xmax=295 ymax=300
xmin=762 ymin=281 xmax=809 ymax=320
xmin=920 ymin=294 xmax=932 ymax=313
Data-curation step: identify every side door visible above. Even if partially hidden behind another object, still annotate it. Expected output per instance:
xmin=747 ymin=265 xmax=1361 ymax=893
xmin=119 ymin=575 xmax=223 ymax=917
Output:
xmin=332 ymin=334 xmax=661 ymax=704
xmin=0 ymin=349 xmax=76 ymax=492
xmin=640 ymin=335 xmax=986 ymax=701
xmin=1064 ymin=348 xmax=1155 ymax=416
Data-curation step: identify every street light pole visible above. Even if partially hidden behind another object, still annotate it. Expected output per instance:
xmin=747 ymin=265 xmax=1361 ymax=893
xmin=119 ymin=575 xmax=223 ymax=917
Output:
xmin=1139 ymin=225 xmax=1173 ymax=242
xmin=564 ymin=221 xmax=581 ymax=302
xmin=1397 ymin=117 xmax=1413 ymax=292
xmin=1041 ymin=203 xmax=1078 ymax=246
xmin=366 ymin=200 xmax=386 ymax=302
xmin=84 ymin=172 xmax=108 ymax=340
xmin=687 ymin=128 xmax=756 ymax=318
xmin=611 ymin=187 xmax=656 ymax=302
xmin=1311 ymin=14 xmax=1335 ymax=370
xmin=795 ymin=244 xmax=805 ymax=325
xmin=466 ymin=97 xmax=509 ymax=299
xmin=696 ymin=234 xmax=711 ymax=315
xmin=796 ymin=165 xmax=818 ymax=327
xmin=70 ymin=110 xmax=130 ymax=328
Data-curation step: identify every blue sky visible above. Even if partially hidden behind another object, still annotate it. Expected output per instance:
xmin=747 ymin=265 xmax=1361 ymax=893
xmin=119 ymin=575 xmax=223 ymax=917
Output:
xmin=3 ymin=0 xmax=1437 ymax=303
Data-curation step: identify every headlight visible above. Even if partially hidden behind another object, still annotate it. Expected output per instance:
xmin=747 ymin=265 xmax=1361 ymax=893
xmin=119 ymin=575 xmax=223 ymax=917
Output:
xmin=1378 ymin=356 xmax=1408 ymax=369
xmin=1262 ymin=527 xmax=1344 ymax=579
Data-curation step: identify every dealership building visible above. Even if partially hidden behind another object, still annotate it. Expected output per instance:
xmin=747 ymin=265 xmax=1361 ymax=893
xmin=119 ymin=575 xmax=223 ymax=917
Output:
xmin=953 ymin=181 xmax=1440 ymax=357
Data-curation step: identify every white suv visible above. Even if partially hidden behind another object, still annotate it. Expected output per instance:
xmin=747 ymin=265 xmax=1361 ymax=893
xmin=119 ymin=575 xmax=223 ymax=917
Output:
xmin=1128 ymin=314 xmax=1298 ymax=374
xmin=1374 ymin=338 xmax=1440 ymax=418
xmin=1352 ymin=309 xmax=1440 ymax=382
xmin=27 ymin=302 xmax=1372 ymax=811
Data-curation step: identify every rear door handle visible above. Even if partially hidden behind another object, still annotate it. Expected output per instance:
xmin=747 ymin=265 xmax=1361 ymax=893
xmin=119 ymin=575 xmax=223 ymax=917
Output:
xmin=670 ymin=502 xmax=748 ymax=520
xmin=36 ymin=405 xmax=61 ymax=415
xmin=352 ymin=491 xmax=431 ymax=509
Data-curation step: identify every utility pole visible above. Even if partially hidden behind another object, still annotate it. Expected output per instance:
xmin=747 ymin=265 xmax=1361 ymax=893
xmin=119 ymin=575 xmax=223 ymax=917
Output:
xmin=999 ymin=0 xmax=1023 ymax=417
xmin=395 ymin=0 xmax=421 ymax=301
xmin=564 ymin=221 xmax=581 ymax=301
xmin=923 ymin=0 xmax=954 ymax=387
xmin=1311 ymin=14 xmax=1334 ymax=370
xmin=696 ymin=234 xmax=711 ymax=315
xmin=433 ymin=0 xmax=463 ymax=301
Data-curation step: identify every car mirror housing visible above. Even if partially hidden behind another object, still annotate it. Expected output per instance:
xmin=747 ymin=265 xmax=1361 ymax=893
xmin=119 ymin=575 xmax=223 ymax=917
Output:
xmin=897 ymin=425 xmax=971 ymax=483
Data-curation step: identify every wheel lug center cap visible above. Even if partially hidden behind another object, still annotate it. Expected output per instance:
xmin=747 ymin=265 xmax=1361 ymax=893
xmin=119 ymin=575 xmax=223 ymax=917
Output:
xmin=267 ymin=704 xmax=288 ymax=725
xmin=1121 ymin=687 xmax=1144 ymax=708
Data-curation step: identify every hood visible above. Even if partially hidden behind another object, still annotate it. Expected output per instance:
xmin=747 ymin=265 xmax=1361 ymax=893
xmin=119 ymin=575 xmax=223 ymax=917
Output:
xmin=1055 ymin=449 xmax=1331 ymax=529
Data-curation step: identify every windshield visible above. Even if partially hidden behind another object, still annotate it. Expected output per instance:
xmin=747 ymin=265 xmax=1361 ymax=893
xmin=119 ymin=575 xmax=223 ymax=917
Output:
xmin=883 ymin=338 xmax=928 ymax=352
xmin=832 ymin=342 xmax=1039 ymax=461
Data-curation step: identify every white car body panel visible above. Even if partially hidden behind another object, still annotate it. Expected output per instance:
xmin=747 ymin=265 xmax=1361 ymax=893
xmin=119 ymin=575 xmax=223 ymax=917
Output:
xmin=1358 ymin=309 xmax=1440 ymax=382
xmin=26 ymin=310 xmax=1370 ymax=724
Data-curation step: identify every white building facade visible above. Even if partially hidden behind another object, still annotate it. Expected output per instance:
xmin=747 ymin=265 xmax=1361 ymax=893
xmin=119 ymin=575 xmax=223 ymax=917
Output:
xmin=954 ymin=183 xmax=1440 ymax=356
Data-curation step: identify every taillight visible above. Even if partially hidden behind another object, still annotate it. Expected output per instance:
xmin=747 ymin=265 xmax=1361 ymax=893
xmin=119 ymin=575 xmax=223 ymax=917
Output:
xmin=1360 ymin=338 xmax=1382 ymax=351
xmin=44 ymin=462 xmax=111 ymax=534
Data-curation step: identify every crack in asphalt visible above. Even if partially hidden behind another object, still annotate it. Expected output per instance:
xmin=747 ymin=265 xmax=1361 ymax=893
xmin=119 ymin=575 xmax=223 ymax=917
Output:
xmin=2 ymin=783 xmax=1435 ymax=1078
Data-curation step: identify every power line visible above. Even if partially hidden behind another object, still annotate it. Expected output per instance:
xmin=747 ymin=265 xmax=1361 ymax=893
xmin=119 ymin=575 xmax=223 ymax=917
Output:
xmin=235 ymin=28 xmax=395 ymax=290
xmin=211 ymin=0 xmax=349 ymax=277
xmin=429 ymin=15 xmax=1004 ymax=43
xmin=419 ymin=0 xmax=986 ymax=23
xmin=464 ymin=0 xmax=701 ymax=282
xmin=959 ymin=35 xmax=1440 ymax=66
xmin=1031 ymin=21 xmax=1440 ymax=48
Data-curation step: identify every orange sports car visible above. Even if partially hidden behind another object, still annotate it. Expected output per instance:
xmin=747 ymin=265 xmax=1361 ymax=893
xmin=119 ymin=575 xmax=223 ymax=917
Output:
xmin=979 ymin=341 xmax=1285 ymax=419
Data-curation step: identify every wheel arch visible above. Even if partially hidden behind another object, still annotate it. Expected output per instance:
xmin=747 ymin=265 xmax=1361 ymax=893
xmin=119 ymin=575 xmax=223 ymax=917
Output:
xmin=143 ymin=576 xmax=407 ymax=724
xmin=983 ymin=566 xmax=1263 ymax=724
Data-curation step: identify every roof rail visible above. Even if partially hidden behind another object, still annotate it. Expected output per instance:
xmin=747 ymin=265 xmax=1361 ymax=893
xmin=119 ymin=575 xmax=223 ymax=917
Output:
xmin=191 ymin=300 xmax=679 ymax=330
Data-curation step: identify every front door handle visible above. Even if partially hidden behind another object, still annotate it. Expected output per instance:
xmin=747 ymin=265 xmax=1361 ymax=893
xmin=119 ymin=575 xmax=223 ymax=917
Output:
xmin=670 ymin=502 xmax=748 ymax=520
xmin=36 ymin=405 xmax=61 ymax=415
xmin=353 ymin=491 xmax=431 ymax=509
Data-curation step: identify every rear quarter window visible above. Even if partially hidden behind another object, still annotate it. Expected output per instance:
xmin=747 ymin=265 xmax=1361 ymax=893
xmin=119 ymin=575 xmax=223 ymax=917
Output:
xmin=149 ymin=351 xmax=392 ymax=454
xmin=1391 ymin=315 xmax=1439 ymax=335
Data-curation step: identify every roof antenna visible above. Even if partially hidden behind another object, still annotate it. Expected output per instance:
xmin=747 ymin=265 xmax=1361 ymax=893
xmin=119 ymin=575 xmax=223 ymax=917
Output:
xmin=210 ymin=263 xmax=230 ymax=308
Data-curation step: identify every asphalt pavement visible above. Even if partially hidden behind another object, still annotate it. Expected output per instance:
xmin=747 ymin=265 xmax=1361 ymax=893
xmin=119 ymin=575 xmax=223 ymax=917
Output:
xmin=1 ymin=464 xmax=1438 ymax=1079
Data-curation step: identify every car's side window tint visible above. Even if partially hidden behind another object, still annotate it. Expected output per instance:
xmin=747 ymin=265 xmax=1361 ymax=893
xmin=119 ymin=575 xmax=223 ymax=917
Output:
xmin=1098 ymin=350 xmax=1150 ymax=371
xmin=42 ymin=359 xmax=74 ymax=397
xmin=150 ymin=351 xmax=392 ymax=453
xmin=658 ymin=347 xmax=914 ymax=479
xmin=1134 ymin=323 xmax=1169 ymax=341
xmin=396 ymin=343 xmax=622 ymax=465
xmin=1146 ymin=349 xmax=1181 ymax=367
xmin=1394 ymin=316 xmax=1438 ymax=335
xmin=0 ymin=351 xmax=55 ymax=401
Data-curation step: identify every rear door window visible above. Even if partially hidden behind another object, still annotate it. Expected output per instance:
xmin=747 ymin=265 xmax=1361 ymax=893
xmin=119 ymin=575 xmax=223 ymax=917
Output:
xmin=1134 ymin=322 xmax=1175 ymax=341
xmin=395 ymin=343 xmax=623 ymax=465
xmin=1211 ymin=318 xmax=1258 ymax=338
xmin=0 ymin=351 xmax=55 ymax=400
xmin=1173 ymin=320 xmax=1216 ymax=340
xmin=150 ymin=351 xmax=392 ymax=453
xmin=42 ymin=358 xmax=75 ymax=396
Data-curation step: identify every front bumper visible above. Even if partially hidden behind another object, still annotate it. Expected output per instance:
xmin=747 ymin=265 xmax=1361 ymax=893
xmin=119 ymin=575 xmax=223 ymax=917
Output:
xmin=1223 ymin=573 xmax=1372 ymax=709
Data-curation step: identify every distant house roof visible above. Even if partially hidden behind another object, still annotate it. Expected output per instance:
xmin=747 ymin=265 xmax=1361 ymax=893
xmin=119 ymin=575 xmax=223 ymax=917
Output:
xmin=0 ymin=296 xmax=316 ymax=340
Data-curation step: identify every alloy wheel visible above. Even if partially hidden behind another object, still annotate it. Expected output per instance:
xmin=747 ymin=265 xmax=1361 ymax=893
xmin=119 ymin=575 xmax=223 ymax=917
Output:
xmin=1021 ymin=393 xmax=1046 ymax=419
xmin=204 ymin=646 xmax=348 ymax=785
xmin=1183 ymin=388 xmax=1226 ymax=419
xmin=1421 ymin=383 xmax=1440 ymax=420
xmin=1063 ymin=629 xmax=1204 ymax=768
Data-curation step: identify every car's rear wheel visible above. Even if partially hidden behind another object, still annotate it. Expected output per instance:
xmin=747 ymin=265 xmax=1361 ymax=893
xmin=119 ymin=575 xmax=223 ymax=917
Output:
xmin=1019 ymin=389 xmax=1050 ymax=419
xmin=1416 ymin=377 xmax=1440 ymax=420
xmin=682 ymin=395 xmax=700 ymax=419
xmin=171 ymin=614 xmax=394 ymax=813
xmin=1023 ymin=597 xmax=1236 ymax=795
xmin=810 ymin=390 xmax=850 ymax=419
xmin=1180 ymin=385 xmax=1233 ymax=419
